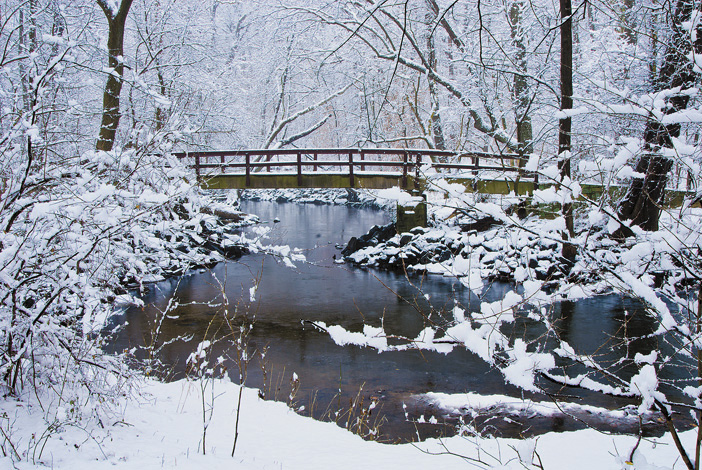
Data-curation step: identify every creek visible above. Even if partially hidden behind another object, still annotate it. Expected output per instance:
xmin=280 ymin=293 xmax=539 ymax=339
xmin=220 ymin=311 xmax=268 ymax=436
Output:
xmin=106 ymin=200 xmax=686 ymax=442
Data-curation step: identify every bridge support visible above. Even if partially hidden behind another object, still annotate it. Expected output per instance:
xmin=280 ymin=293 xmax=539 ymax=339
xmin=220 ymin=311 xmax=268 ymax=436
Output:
xmin=396 ymin=194 xmax=427 ymax=233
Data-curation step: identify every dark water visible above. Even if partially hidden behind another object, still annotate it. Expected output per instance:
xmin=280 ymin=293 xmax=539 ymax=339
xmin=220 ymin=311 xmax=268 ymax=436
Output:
xmin=106 ymin=201 xmax=691 ymax=441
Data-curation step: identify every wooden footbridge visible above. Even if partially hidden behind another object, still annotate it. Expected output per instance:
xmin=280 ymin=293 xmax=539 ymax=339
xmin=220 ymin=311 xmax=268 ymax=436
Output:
xmin=174 ymin=147 xmax=696 ymax=229
xmin=173 ymin=148 xmax=536 ymax=193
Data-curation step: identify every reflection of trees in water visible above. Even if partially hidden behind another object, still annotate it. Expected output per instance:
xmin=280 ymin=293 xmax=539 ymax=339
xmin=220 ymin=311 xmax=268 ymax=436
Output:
xmin=611 ymin=298 xmax=659 ymax=355
xmin=552 ymin=299 xmax=575 ymax=344
xmin=546 ymin=295 xmax=690 ymax=405
xmin=544 ymin=298 xmax=625 ymax=405
xmin=552 ymin=296 xmax=657 ymax=358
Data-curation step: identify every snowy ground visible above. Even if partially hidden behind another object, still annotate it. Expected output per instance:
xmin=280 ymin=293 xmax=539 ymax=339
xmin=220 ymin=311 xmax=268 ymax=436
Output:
xmin=0 ymin=377 xmax=692 ymax=469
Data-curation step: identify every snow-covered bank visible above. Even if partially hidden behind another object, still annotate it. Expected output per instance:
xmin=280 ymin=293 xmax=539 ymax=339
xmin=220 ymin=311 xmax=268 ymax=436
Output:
xmin=0 ymin=376 xmax=692 ymax=469
xmin=341 ymin=190 xmax=702 ymax=298
xmin=5 ymin=181 xmax=699 ymax=469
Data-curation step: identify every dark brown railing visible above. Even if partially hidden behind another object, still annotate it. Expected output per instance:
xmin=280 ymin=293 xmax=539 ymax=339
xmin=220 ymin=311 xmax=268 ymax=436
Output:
xmin=173 ymin=148 xmax=528 ymax=189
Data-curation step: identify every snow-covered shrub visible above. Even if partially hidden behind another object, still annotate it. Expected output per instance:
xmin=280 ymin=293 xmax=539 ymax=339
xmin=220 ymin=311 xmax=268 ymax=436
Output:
xmin=0 ymin=139 xmax=228 ymax=402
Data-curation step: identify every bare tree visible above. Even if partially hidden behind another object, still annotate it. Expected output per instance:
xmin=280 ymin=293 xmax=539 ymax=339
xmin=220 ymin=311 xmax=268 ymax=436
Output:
xmin=96 ymin=0 xmax=134 ymax=151
xmin=559 ymin=0 xmax=576 ymax=264
xmin=424 ymin=0 xmax=445 ymax=151
xmin=507 ymin=0 xmax=533 ymax=159
xmin=263 ymin=83 xmax=351 ymax=149
xmin=617 ymin=0 xmax=702 ymax=233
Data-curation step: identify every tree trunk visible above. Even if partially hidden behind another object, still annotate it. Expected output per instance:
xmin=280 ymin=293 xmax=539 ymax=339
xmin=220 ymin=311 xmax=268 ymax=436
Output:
xmin=508 ymin=0 xmax=534 ymax=196
xmin=96 ymin=0 xmax=134 ymax=152
xmin=154 ymin=69 xmax=167 ymax=132
xmin=18 ymin=1 xmax=38 ymax=114
xmin=617 ymin=0 xmax=702 ymax=234
xmin=510 ymin=1 xmax=533 ymax=159
xmin=425 ymin=1 xmax=446 ymax=155
xmin=618 ymin=0 xmax=637 ymax=45
xmin=559 ymin=0 xmax=576 ymax=265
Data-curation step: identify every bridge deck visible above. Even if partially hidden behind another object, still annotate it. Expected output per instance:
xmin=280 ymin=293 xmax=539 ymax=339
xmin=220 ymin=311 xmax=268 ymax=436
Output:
xmin=200 ymin=172 xmax=417 ymax=190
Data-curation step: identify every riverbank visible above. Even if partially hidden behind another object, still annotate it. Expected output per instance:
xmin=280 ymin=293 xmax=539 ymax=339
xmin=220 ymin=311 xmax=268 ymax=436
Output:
xmin=0 ymin=376 xmax=691 ymax=469
xmin=239 ymin=187 xmax=393 ymax=209
xmin=339 ymin=189 xmax=701 ymax=301
xmin=124 ymin=201 xmax=259 ymax=286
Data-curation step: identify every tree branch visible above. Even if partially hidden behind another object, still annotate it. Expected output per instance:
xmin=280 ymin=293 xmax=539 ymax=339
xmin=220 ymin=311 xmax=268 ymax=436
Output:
xmin=263 ymin=83 xmax=352 ymax=149
xmin=273 ymin=114 xmax=332 ymax=149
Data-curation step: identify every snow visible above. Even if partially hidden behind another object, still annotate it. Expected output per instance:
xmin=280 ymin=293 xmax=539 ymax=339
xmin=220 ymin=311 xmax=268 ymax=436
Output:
xmin=240 ymin=188 xmax=391 ymax=210
xmin=524 ymin=154 xmax=540 ymax=171
xmin=629 ymin=365 xmax=664 ymax=414
xmin=554 ymin=105 xmax=589 ymax=119
xmin=502 ymin=339 xmax=555 ymax=392
xmin=187 ymin=340 xmax=213 ymax=368
xmin=249 ymin=284 xmax=258 ymax=302
xmin=444 ymin=322 xmax=505 ymax=362
xmin=1 ymin=377 xmax=696 ymax=470
xmin=138 ymin=188 xmax=170 ymax=204
xmin=374 ymin=187 xmax=422 ymax=206
xmin=420 ymin=390 xmax=658 ymax=427
xmin=113 ymin=294 xmax=145 ymax=308
xmin=331 ymin=180 xmax=702 ymax=442
xmin=318 ymin=322 xmax=389 ymax=351
xmin=478 ymin=290 xmax=522 ymax=322
xmin=411 ymin=327 xmax=455 ymax=354
xmin=4 ymin=0 xmax=702 ymax=464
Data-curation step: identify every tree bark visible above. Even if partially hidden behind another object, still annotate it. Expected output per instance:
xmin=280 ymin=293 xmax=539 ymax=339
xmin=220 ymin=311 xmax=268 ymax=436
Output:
xmin=559 ymin=0 xmax=576 ymax=265
xmin=96 ymin=0 xmax=134 ymax=152
xmin=618 ymin=0 xmax=637 ymax=45
xmin=508 ymin=0 xmax=534 ymax=197
xmin=425 ymin=1 xmax=445 ymax=154
xmin=18 ymin=1 xmax=38 ymax=114
xmin=509 ymin=0 xmax=533 ymax=159
xmin=618 ymin=0 xmax=702 ymax=233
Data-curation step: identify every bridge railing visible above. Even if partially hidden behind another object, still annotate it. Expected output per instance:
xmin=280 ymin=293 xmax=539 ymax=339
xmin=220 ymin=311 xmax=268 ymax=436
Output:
xmin=172 ymin=148 xmax=530 ymax=189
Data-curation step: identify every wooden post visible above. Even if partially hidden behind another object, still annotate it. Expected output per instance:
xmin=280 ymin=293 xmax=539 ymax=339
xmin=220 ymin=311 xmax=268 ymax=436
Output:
xmin=517 ymin=165 xmax=524 ymax=194
xmin=297 ymin=152 xmax=303 ymax=186
xmin=360 ymin=150 xmax=365 ymax=172
xmin=221 ymin=154 xmax=225 ymax=173
xmin=402 ymin=151 xmax=408 ymax=189
xmin=349 ymin=151 xmax=354 ymax=187
xmin=415 ymin=153 xmax=421 ymax=190
xmin=245 ymin=153 xmax=251 ymax=187
xmin=195 ymin=152 xmax=200 ymax=180
xmin=313 ymin=153 xmax=318 ymax=172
